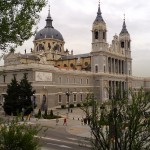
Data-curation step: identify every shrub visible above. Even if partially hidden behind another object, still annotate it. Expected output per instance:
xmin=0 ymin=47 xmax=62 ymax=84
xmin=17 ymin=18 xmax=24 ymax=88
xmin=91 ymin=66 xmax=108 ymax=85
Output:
xmin=77 ymin=103 xmax=81 ymax=107
xmin=61 ymin=105 xmax=66 ymax=109
xmin=37 ymin=109 xmax=41 ymax=118
xmin=69 ymin=104 xmax=74 ymax=108
xmin=0 ymin=119 xmax=40 ymax=150
xmin=83 ymin=102 xmax=87 ymax=106
xmin=44 ymin=109 xmax=47 ymax=116
xmin=50 ymin=110 xmax=53 ymax=116
xmin=43 ymin=115 xmax=61 ymax=119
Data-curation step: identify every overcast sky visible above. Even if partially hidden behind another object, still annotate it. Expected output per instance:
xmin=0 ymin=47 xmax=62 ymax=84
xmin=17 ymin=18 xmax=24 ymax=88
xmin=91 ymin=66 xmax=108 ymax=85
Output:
xmin=10 ymin=0 xmax=150 ymax=77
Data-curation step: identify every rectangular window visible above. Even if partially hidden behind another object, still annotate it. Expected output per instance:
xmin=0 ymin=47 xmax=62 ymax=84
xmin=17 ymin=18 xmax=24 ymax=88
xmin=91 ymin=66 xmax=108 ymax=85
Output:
xmin=95 ymin=65 xmax=98 ymax=73
xmin=67 ymin=78 xmax=69 ymax=83
xmin=103 ymin=32 xmax=105 ymax=40
xmin=59 ymin=77 xmax=61 ymax=83
xmin=86 ymin=79 xmax=89 ymax=84
xmin=3 ymin=75 xmax=6 ymax=83
xmin=66 ymin=95 xmax=69 ymax=104
xmin=104 ymin=65 xmax=106 ymax=73
xmin=81 ymin=94 xmax=83 ymax=101
xmin=80 ymin=79 xmax=82 ymax=84
xmin=73 ymin=94 xmax=77 ymax=102
xmin=13 ymin=74 xmax=17 ymax=79
xmin=58 ymin=95 xmax=62 ymax=104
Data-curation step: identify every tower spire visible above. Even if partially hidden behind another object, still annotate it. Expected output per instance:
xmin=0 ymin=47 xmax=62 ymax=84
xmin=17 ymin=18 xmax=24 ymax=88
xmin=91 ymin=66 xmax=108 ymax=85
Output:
xmin=93 ymin=0 xmax=105 ymax=24
xmin=120 ymin=14 xmax=128 ymax=34
xmin=45 ymin=5 xmax=53 ymax=28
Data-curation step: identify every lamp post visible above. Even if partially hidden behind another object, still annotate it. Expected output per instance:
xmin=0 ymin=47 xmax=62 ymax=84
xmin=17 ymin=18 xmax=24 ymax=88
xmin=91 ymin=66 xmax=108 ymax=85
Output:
xmin=65 ymin=90 xmax=71 ymax=113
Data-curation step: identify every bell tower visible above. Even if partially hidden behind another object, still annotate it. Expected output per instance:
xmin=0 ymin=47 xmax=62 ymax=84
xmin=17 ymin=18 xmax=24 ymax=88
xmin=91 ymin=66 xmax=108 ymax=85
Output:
xmin=91 ymin=1 xmax=108 ymax=73
xmin=119 ymin=15 xmax=132 ymax=76
xmin=92 ymin=1 xmax=107 ymax=52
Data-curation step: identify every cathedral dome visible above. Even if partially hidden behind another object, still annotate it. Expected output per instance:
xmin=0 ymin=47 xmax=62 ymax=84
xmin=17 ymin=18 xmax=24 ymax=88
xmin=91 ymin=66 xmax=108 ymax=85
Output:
xmin=35 ymin=27 xmax=64 ymax=41
xmin=34 ymin=6 xmax=64 ymax=41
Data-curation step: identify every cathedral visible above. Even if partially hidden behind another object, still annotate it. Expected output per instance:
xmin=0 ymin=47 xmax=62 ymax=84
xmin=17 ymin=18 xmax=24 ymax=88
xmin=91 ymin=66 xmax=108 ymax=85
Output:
xmin=0 ymin=2 xmax=149 ymax=108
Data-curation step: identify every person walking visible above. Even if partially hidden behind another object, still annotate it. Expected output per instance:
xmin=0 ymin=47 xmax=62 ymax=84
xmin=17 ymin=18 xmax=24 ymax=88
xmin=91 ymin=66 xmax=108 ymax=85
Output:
xmin=21 ymin=107 xmax=25 ymax=121
xmin=56 ymin=118 xmax=59 ymax=125
xmin=81 ymin=117 xmax=84 ymax=125
xmin=63 ymin=118 xmax=67 ymax=126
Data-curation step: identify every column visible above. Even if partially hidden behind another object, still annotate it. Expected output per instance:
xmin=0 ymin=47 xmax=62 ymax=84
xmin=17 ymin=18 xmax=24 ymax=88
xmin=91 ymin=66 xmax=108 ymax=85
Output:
xmin=122 ymin=61 xmax=124 ymax=74
xmin=120 ymin=60 xmax=122 ymax=75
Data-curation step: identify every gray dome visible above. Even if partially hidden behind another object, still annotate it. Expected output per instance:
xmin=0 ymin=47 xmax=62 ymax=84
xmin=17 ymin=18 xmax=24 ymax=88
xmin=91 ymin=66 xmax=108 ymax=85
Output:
xmin=35 ymin=7 xmax=64 ymax=41
xmin=35 ymin=27 xmax=64 ymax=41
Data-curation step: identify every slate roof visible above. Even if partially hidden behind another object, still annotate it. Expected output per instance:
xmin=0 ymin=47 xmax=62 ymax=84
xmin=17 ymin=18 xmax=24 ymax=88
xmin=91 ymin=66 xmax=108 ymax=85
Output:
xmin=59 ymin=53 xmax=91 ymax=60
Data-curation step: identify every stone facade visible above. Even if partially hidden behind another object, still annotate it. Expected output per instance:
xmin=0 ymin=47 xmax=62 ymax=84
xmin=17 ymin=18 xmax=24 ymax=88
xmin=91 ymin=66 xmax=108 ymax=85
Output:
xmin=0 ymin=3 xmax=150 ymax=108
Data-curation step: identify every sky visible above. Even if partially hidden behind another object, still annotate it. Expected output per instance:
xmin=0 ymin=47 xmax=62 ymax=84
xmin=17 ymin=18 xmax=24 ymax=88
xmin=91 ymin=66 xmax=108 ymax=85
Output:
xmin=5 ymin=0 xmax=150 ymax=77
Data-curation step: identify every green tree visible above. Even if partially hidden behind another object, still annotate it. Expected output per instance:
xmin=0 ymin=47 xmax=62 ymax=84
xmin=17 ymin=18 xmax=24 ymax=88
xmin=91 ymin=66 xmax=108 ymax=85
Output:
xmin=19 ymin=73 xmax=35 ymax=115
xmin=0 ymin=119 xmax=40 ymax=150
xmin=0 ymin=0 xmax=47 ymax=53
xmin=83 ymin=89 xmax=150 ymax=150
xmin=3 ymin=74 xmax=35 ymax=116
xmin=3 ymin=76 xmax=20 ymax=115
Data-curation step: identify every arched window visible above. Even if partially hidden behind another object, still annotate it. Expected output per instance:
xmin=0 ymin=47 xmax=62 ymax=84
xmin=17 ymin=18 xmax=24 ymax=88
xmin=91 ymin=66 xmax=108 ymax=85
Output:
xmin=70 ymin=63 xmax=74 ymax=67
xmin=48 ymin=43 xmax=51 ymax=50
xmin=121 ymin=41 xmax=124 ymax=48
xmin=85 ymin=62 xmax=88 ymax=66
xmin=95 ymin=31 xmax=98 ymax=39
xmin=103 ymin=32 xmax=105 ymax=40
xmin=39 ymin=44 xmax=44 ymax=50
xmin=64 ymin=64 xmax=67 ymax=67
xmin=54 ymin=44 xmax=60 ymax=51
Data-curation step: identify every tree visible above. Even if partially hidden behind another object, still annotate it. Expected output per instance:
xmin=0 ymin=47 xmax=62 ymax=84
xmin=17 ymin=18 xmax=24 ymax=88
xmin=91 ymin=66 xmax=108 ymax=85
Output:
xmin=3 ymin=76 xmax=20 ymax=115
xmin=83 ymin=89 xmax=150 ymax=150
xmin=3 ymin=74 xmax=35 ymax=116
xmin=19 ymin=73 xmax=35 ymax=115
xmin=0 ymin=0 xmax=47 ymax=53
xmin=0 ymin=119 xmax=40 ymax=150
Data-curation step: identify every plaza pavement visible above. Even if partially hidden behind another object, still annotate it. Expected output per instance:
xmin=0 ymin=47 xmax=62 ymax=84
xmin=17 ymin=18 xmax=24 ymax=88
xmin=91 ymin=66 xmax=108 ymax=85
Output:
xmin=0 ymin=107 xmax=91 ymax=138
xmin=0 ymin=107 xmax=92 ymax=150
xmin=34 ymin=107 xmax=92 ymax=138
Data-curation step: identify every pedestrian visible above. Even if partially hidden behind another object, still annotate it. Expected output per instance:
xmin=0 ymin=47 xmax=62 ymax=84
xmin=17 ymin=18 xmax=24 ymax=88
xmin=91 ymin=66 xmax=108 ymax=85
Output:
xmin=63 ymin=118 xmax=67 ymax=126
xmin=31 ymin=95 xmax=37 ymax=115
xmin=87 ymin=116 xmax=91 ymax=125
xmin=81 ymin=117 xmax=83 ymax=125
xmin=83 ymin=117 xmax=87 ymax=125
xmin=21 ymin=107 xmax=25 ymax=121
xmin=56 ymin=118 xmax=59 ymax=125
xmin=26 ymin=113 xmax=31 ymax=121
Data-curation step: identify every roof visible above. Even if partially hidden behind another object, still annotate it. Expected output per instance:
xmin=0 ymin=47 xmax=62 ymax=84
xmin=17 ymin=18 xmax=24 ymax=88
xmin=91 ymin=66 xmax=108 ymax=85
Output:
xmin=19 ymin=54 xmax=40 ymax=61
xmin=59 ymin=53 xmax=91 ymax=61
xmin=93 ymin=2 xmax=105 ymax=24
xmin=34 ymin=6 xmax=64 ymax=41
xmin=120 ymin=19 xmax=129 ymax=35
xmin=35 ymin=28 xmax=64 ymax=41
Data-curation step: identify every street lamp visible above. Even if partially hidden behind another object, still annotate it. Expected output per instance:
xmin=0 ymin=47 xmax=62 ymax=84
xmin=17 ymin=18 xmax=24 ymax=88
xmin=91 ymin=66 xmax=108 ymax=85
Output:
xmin=65 ymin=89 xmax=71 ymax=113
